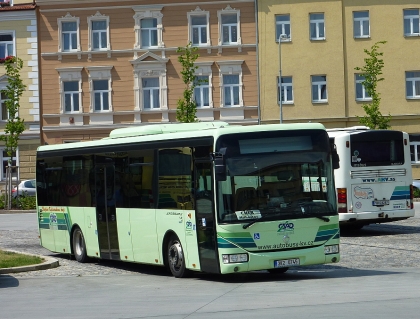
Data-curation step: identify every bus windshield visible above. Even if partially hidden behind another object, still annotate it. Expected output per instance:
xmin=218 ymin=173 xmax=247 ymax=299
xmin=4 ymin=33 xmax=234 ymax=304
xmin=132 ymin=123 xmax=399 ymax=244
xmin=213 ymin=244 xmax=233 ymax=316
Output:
xmin=350 ymin=131 xmax=404 ymax=167
xmin=216 ymin=130 xmax=337 ymax=223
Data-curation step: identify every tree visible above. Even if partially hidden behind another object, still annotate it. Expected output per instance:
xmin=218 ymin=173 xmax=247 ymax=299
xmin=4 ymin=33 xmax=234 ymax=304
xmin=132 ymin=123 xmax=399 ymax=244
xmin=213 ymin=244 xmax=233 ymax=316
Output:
xmin=176 ymin=43 xmax=202 ymax=123
xmin=354 ymin=41 xmax=391 ymax=129
xmin=0 ymin=56 xmax=26 ymax=209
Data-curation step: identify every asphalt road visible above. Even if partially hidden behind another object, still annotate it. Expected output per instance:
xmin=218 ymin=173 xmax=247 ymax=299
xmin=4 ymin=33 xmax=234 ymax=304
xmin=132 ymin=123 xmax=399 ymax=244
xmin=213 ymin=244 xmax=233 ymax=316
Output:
xmin=0 ymin=204 xmax=419 ymax=318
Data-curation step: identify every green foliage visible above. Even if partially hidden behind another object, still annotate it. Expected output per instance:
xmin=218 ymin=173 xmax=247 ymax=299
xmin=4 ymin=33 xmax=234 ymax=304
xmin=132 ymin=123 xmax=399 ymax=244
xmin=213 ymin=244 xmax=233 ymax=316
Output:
xmin=414 ymin=188 xmax=420 ymax=198
xmin=0 ymin=250 xmax=43 ymax=268
xmin=176 ymin=43 xmax=203 ymax=123
xmin=0 ymin=56 xmax=26 ymax=158
xmin=0 ymin=192 xmax=35 ymax=210
xmin=354 ymin=41 xmax=391 ymax=130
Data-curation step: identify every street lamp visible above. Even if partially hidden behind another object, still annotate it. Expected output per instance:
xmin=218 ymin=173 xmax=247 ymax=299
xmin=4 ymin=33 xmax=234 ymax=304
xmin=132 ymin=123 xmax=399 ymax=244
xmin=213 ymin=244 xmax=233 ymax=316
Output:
xmin=278 ymin=33 xmax=287 ymax=124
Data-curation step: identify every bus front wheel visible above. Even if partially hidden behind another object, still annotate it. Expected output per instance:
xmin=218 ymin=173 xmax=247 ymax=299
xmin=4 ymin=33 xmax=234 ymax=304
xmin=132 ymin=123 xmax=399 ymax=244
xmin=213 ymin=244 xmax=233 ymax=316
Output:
xmin=72 ymin=227 xmax=88 ymax=263
xmin=167 ymin=235 xmax=190 ymax=278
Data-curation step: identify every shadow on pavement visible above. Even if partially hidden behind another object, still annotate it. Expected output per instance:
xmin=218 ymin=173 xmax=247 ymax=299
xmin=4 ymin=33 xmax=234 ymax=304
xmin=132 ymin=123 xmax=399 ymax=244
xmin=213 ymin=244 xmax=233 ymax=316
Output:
xmin=341 ymin=223 xmax=420 ymax=237
xmin=0 ymin=275 xmax=20 ymax=288
xmin=195 ymin=266 xmax=404 ymax=283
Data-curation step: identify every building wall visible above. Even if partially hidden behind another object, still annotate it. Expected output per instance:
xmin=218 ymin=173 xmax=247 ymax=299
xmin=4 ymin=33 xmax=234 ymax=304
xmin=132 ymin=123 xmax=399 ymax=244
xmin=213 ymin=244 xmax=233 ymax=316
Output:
xmin=258 ymin=0 xmax=346 ymax=124
xmin=37 ymin=0 xmax=258 ymax=145
xmin=258 ymin=0 xmax=420 ymax=178
xmin=0 ymin=5 xmax=40 ymax=186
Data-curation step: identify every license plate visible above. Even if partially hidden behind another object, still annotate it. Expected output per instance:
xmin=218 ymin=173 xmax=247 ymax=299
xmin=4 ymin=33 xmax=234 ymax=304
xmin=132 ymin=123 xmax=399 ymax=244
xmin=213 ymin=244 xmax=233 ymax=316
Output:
xmin=372 ymin=200 xmax=389 ymax=206
xmin=274 ymin=258 xmax=300 ymax=268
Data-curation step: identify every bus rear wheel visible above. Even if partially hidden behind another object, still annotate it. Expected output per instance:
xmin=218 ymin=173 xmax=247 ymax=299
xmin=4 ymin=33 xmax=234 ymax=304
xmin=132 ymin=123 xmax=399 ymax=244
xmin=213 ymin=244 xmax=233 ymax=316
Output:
xmin=167 ymin=235 xmax=190 ymax=278
xmin=72 ymin=227 xmax=88 ymax=263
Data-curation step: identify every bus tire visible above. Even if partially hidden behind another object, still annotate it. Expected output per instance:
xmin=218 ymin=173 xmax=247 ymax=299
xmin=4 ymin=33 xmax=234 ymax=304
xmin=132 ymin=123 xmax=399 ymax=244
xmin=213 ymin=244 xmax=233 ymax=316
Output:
xmin=72 ymin=227 xmax=88 ymax=263
xmin=167 ymin=235 xmax=190 ymax=278
xmin=268 ymin=267 xmax=289 ymax=274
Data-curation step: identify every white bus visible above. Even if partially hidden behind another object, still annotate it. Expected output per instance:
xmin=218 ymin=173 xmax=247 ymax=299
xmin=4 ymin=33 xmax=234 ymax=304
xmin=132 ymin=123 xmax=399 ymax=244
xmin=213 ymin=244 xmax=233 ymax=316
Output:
xmin=327 ymin=126 xmax=415 ymax=230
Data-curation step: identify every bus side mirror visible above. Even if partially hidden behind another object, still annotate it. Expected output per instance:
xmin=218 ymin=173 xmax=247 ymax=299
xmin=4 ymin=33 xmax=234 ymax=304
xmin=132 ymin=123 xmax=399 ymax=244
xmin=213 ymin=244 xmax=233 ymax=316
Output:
xmin=332 ymin=144 xmax=340 ymax=169
xmin=214 ymin=148 xmax=227 ymax=182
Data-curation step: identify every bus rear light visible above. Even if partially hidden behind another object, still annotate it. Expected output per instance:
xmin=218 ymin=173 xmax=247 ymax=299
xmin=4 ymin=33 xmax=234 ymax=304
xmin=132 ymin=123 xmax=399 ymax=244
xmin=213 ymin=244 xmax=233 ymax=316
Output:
xmin=337 ymin=188 xmax=347 ymax=213
xmin=337 ymin=188 xmax=347 ymax=203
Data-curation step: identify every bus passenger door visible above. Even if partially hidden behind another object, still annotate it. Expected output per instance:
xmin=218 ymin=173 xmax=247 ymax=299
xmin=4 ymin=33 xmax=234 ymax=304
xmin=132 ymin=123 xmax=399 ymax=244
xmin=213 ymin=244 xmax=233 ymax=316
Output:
xmin=95 ymin=161 xmax=120 ymax=260
xmin=194 ymin=161 xmax=220 ymax=273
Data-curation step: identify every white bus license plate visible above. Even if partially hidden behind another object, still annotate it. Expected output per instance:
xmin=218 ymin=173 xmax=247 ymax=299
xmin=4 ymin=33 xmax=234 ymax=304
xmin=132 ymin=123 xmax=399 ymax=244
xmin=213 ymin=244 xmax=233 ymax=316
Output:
xmin=274 ymin=258 xmax=300 ymax=268
xmin=372 ymin=200 xmax=389 ymax=206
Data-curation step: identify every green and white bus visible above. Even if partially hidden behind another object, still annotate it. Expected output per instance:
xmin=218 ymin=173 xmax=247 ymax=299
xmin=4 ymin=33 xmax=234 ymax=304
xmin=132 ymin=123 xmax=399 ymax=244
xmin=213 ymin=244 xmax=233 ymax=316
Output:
xmin=36 ymin=122 xmax=340 ymax=277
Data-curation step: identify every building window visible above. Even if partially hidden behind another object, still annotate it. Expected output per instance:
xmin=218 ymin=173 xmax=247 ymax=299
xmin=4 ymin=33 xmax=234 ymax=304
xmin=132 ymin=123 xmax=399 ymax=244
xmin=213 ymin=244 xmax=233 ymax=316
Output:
xmin=188 ymin=7 xmax=210 ymax=47
xmin=1 ymin=149 xmax=17 ymax=181
xmin=86 ymin=66 xmax=113 ymax=112
xmin=353 ymin=11 xmax=370 ymax=38
xmin=62 ymin=22 xmax=78 ymax=51
xmin=411 ymin=142 xmax=420 ymax=163
xmin=275 ymin=14 xmax=291 ymax=41
xmin=131 ymin=52 xmax=168 ymax=114
xmin=0 ymin=33 xmax=14 ymax=58
xmin=310 ymin=13 xmax=325 ymax=40
xmin=217 ymin=60 xmax=243 ymax=107
xmin=406 ymin=71 xmax=420 ymax=99
xmin=278 ymin=76 xmax=293 ymax=104
xmin=133 ymin=6 xmax=164 ymax=50
xmin=218 ymin=5 xmax=241 ymax=46
xmin=0 ymin=92 xmax=9 ymax=120
xmin=58 ymin=13 xmax=80 ymax=53
xmin=194 ymin=62 xmax=213 ymax=109
xmin=194 ymin=76 xmax=210 ymax=107
xmin=63 ymin=81 xmax=80 ymax=112
xmin=221 ymin=14 xmax=238 ymax=44
xmin=140 ymin=18 xmax=158 ymax=48
xmin=312 ymin=75 xmax=327 ymax=103
xmin=93 ymin=80 xmax=110 ymax=111
xmin=355 ymin=74 xmax=371 ymax=101
xmin=87 ymin=12 xmax=110 ymax=51
xmin=92 ymin=21 xmax=107 ymax=50
xmin=56 ymin=67 xmax=83 ymax=114
xmin=404 ymin=9 xmax=420 ymax=36
xmin=223 ymin=75 xmax=240 ymax=106
xmin=142 ymin=78 xmax=160 ymax=109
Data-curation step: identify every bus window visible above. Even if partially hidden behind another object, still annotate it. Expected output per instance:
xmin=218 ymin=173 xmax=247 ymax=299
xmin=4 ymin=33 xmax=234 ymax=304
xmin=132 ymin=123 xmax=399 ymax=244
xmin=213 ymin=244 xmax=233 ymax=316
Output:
xmin=158 ymin=148 xmax=193 ymax=210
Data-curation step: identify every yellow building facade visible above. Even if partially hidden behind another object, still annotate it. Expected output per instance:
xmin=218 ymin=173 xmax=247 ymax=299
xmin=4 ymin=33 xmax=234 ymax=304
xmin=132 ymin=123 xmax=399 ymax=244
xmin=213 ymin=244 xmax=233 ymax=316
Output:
xmin=258 ymin=0 xmax=420 ymax=177
xmin=0 ymin=1 xmax=40 ymax=186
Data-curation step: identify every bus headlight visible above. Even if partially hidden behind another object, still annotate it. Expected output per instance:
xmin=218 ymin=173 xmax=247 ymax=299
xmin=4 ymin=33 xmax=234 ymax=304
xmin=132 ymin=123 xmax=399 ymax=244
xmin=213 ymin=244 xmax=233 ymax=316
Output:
xmin=222 ymin=253 xmax=249 ymax=264
xmin=324 ymin=245 xmax=339 ymax=255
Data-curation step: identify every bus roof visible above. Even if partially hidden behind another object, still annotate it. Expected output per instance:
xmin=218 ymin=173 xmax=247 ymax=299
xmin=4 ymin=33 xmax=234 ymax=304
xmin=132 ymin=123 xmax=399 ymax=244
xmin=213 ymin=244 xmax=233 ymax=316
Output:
xmin=37 ymin=122 xmax=327 ymax=153
xmin=327 ymin=127 xmax=408 ymax=139
xmin=107 ymin=121 xmax=230 ymax=139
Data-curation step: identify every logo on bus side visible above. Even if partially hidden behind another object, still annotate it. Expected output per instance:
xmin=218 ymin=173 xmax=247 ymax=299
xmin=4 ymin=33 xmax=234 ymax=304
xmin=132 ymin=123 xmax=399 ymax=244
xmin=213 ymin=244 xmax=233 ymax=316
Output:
xmin=354 ymin=186 xmax=374 ymax=199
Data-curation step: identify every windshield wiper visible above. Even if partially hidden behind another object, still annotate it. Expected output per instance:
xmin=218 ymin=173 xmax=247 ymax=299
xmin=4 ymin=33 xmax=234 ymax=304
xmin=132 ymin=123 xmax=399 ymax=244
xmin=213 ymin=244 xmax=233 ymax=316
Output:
xmin=316 ymin=216 xmax=330 ymax=222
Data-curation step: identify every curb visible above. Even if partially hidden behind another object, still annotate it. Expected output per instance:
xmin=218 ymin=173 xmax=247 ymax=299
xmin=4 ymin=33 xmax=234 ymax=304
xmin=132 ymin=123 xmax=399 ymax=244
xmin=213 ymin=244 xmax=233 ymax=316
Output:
xmin=0 ymin=250 xmax=59 ymax=274
xmin=0 ymin=210 xmax=36 ymax=214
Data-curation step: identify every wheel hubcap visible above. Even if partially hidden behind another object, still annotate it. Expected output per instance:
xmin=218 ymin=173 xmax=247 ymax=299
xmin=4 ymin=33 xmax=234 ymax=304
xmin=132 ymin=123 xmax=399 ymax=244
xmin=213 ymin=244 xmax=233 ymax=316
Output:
xmin=168 ymin=242 xmax=183 ymax=270
xmin=75 ymin=232 xmax=83 ymax=256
